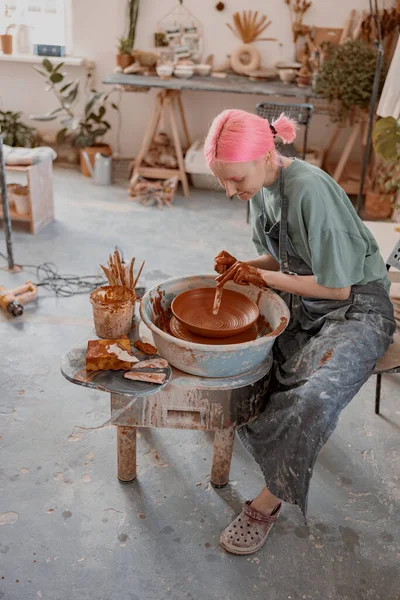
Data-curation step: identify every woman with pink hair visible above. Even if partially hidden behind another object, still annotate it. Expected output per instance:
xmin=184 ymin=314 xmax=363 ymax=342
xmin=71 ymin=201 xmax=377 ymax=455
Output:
xmin=204 ymin=109 xmax=395 ymax=555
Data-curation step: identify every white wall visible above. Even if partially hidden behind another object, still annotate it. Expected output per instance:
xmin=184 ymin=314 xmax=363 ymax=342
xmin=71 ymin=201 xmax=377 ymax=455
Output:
xmin=0 ymin=0 xmax=376 ymax=158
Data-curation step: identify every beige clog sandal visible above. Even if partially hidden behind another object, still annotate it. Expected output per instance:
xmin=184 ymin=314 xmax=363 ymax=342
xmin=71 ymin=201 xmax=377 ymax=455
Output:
xmin=220 ymin=501 xmax=282 ymax=555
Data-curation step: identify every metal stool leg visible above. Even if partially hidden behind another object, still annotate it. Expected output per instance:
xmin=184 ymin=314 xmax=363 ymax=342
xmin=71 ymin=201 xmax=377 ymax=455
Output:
xmin=246 ymin=202 xmax=250 ymax=224
xmin=375 ymin=374 xmax=382 ymax=415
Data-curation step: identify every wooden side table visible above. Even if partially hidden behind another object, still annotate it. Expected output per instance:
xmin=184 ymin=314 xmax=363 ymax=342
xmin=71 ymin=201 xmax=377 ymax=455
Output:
xmin=1 ymin=159 xmax=54 ymax=234
xmin=61 ymin=341 xmax=272 ymax=488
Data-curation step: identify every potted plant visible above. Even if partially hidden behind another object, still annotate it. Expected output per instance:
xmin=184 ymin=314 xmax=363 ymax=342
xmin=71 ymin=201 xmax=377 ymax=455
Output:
xmin=365 ymin=159 xmax=400 ymax=219
xmin=0 ymin=110 xmax=37 ymax=147
xmin=116 ymin=36 xmax=134 ymax=69
xmin=371 ymin=116 xmax=400 ymax=220
xmin=315 ymin=40 xmax=386 ymax=123
xmin=31 ymin=58 xmax=118 ymax=177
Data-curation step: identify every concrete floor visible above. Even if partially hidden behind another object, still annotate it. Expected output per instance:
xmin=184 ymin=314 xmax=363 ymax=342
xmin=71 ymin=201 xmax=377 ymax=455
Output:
xmin=1 ymin=168 xmax=399 ymax=600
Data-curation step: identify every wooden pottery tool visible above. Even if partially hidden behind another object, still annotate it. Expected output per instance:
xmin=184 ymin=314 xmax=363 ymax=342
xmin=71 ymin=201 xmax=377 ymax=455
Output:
xmin=212 ymin=285 xmax=224 ymax=315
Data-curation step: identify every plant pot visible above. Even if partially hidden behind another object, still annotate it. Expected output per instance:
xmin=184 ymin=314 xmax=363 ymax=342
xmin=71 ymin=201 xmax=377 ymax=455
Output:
xmin=1 ymin=34 xmax=13 ymax=55
xmin=364 ymin=192 xmax=393 ymax=219
xmin=116 ymin=54 xmax=134 ymax=69
xmin=80 ymin=144 xmax=112 ymax=178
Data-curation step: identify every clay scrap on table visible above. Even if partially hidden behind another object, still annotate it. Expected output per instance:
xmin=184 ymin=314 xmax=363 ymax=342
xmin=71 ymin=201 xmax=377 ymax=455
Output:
xmin=133 ymin=340 xmax=158 ymax=355
xmin=106 ymin=343 xmax=139 ymax=364
xmin=131 ymin=358 xmax=168 ymax=370
xmin=124 ymin=372 xmax=167 ymax=385
xmin=86 ymin=339 xmax=134 ymax=372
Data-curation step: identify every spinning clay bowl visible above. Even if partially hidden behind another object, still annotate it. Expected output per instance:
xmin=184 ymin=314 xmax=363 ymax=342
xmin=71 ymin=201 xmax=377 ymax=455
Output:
xmin=171 ymin=287 xmax=259 ymax=338
xmin=140 ymin=275 xmax=290 ymax=378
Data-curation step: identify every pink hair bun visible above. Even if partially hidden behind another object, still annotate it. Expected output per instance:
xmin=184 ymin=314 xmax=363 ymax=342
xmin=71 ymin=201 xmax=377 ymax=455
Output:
xmin=204 ymin=109 xmax=297 ymax=167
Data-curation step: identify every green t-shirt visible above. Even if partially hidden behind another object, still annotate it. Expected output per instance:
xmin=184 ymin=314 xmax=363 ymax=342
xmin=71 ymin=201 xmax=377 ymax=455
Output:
xmin=250 ymin=160 xmax=390 ymax=292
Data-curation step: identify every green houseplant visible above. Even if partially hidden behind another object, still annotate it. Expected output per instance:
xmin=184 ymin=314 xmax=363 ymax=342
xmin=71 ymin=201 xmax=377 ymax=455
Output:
xmin=31 ymin=58 xmax=118 ymax=177
xmin=368 ymin=116 xmax=400 ymax=220
xmin=116 ymin=36 xmax=134 ymax=69
xmin=315 ymin=40 xmax=386 ymax=123
xmin=0 ymin=110 xmax=37 ymax=147
xmin=365 ymin=159 xmax=400 ymax=219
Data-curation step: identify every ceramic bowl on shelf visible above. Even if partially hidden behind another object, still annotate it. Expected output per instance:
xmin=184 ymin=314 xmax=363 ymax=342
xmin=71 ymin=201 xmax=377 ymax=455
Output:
xmin=278 ymin=68 xmax=297 ymax=83
xmin=174 ymin=65 xmax=194 ymax=79
xmin=194 ymin=64 xmax=211 ymax=76
xmin=156 ymin=64 xmax=173 ymax=79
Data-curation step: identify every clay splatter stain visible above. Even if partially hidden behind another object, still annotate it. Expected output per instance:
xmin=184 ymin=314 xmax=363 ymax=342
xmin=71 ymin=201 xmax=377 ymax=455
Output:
xmin=138 ymin=513 xmax=146 ymax=520
xmin=0 ymin=512 xmax=19 ymax=526
xmin=81 ymin=474 xmax=91 ymax=483
xmin=62 ymin=510 xmax=72 ymax=520
xmin=319 ymin=348 xmax=334 ymax=367
xmin=205 ymin=543 xmax=211 ymax=549
xmin=118 ymin=533 xmax=128 ymax=543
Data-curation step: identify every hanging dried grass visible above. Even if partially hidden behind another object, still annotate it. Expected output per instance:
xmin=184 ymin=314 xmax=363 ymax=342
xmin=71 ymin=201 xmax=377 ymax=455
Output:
xmin=227 ymin=10 xmax=274 ymax=43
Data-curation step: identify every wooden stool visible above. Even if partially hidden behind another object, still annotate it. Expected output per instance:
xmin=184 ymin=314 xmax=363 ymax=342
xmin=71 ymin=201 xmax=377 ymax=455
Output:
xmin=130 ymin=89 xmax=191 ymax=198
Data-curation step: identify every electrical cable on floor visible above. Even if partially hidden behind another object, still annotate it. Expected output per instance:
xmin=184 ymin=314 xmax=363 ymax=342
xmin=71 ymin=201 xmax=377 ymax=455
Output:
xmin=0 ymin=251 xmax=107 ymax=297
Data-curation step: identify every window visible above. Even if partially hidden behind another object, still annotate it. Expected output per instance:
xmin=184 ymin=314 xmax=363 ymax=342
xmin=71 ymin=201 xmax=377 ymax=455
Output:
xmin=1 ymin=0 xmax=71 ymax=54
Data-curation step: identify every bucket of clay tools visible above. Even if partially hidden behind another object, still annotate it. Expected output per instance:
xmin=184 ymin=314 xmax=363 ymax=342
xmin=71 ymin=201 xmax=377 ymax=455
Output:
xmin=90 ymin=285 xmax=136 ymax=339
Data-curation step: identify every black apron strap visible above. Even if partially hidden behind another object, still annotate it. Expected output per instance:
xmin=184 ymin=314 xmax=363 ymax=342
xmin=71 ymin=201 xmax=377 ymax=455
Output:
xmin=278 ymin=165 xmax=290 ymax=274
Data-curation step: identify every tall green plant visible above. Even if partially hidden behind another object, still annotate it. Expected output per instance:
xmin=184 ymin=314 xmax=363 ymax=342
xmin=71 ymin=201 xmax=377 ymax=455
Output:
xmin=0 ymin=111 xmax=36 ymax=147
xmin=31 ymin=59 xmax=118 ymax=148
xmin=315 ymin=40 xmax=386 ymax=122
xmin=127 ymin=0 xmax=140 ymax=51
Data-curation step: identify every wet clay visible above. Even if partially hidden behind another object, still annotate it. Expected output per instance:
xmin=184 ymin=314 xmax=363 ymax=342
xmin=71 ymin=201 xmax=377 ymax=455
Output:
xmin=134 ymin=340 xmax=158 ymax=355
xmin=150 ymin=288 xmax=172 ymax=334
xmin=265 ymin=317 xmax=288 ymax=337
xmin=319 ymin=348 xmax=334 ymax=367
xmin=171 ymin=288 xmax=259 ymax=338
xmin=169 ymin=316 xmax=258 ymax=345
xmin=90 ymin=286 xmax=135 ymax=306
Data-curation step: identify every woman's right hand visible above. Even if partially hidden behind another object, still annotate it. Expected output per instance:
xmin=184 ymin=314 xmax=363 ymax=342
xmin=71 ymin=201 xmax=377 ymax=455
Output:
xmin=214 ymin=250 xmax=237 ymax=274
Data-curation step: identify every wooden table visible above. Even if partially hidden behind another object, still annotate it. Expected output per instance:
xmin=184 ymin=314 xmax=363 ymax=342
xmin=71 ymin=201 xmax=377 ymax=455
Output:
xmin=103 ymin=73 xmax=314 ymax=198
xmin=61 ymin=332 xmax=273 ymax=488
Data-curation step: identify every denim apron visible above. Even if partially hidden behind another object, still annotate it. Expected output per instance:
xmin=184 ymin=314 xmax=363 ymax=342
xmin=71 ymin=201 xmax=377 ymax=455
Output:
xmin=237 ymin=165 xmax=396 ymax=519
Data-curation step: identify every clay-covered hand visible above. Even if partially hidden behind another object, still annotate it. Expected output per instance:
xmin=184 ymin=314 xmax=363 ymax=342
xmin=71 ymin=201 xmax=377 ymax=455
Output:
xmin=214 ymin=250 xmax=237 ymax=275
xmin=215 ymin=262 xmax=267 ymax=289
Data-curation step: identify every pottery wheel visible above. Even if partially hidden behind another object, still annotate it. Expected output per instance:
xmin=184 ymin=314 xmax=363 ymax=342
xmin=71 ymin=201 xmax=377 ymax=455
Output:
xmin=169 ymin=316 xmax=258 ymax=345
xmin=171 ymin=288 xmax=259 ymax=338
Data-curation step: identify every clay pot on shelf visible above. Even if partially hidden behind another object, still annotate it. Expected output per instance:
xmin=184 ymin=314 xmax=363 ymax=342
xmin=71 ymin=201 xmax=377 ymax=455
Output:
xmin=0 ymin=34 xmax=13 ymax=54
xmin=79 ymin=144 xmax=112 ymax=178
xmin=116 ymin=53 xmax=134 ymax=69
xmin=364 ymin=192 xmax=393 ymax=219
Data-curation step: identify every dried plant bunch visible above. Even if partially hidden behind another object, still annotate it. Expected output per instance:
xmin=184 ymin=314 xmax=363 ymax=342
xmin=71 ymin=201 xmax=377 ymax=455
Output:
xmin=227 ymin=10 xmax=273 ymax=43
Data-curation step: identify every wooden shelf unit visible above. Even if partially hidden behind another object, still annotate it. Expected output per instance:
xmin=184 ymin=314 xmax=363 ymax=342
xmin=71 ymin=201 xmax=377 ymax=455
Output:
xmin=1 ymin=160 xmax=54 ymax=234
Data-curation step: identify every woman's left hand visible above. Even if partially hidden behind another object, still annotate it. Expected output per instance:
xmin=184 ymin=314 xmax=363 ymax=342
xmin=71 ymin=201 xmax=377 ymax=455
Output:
xmin=215 ymin=261 xmax=268 ymax=289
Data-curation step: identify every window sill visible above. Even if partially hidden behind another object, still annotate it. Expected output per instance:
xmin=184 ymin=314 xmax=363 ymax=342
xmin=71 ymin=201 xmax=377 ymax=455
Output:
xmin=0 ymin=53 xmax=91 ymax=67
